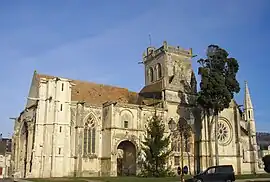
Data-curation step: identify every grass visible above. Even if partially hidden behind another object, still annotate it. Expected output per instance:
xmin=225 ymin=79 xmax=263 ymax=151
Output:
xmin=27 ymin=173 xmax=270 ymax=182
xmin=28 ymin=176 xmax=190 ymax=182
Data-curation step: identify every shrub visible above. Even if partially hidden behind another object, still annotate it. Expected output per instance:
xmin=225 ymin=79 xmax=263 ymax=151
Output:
xmin=262 ymin=155 xmax=270 ymax=173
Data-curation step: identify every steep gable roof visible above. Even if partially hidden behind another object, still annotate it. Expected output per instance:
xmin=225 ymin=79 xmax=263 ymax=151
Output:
xmin=35 ymin=73 xmax=139 ymax=105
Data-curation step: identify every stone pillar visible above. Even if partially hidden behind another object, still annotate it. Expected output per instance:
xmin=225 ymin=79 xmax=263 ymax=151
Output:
xmin=13 ymin=134 xmax=20 ymax=173
xmin=77 ymin=127 xmax=83 ymax=176
xmin=74 ymin=103 xmax=84 ymax=177
xmin=26 ymin=122 xmax=34 ymax=177
xmin=110 ymin=154 xmax=117 ymax=176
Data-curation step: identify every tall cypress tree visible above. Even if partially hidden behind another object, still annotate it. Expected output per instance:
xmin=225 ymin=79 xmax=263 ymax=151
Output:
xmin=197 ymin=45 xmax=240 ymax=166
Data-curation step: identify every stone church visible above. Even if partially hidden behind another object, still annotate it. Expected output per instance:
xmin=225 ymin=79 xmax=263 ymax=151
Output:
xmin=11 ymin=41 xmax=259 ymax=178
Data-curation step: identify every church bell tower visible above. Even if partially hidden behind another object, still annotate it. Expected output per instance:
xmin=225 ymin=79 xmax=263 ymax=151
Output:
xmin=140 ymin=41 xmax=197 ymax=103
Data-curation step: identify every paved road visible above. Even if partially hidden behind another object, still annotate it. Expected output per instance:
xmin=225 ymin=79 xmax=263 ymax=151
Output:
xmin=0 ymin=180 xmax=33 ymax=182
xmin=0 ymin=179 xmax=33 ymax=182
xmin=0 ymin=179 xmax=13 ymax=182
xmin=236 ymin=179 xmax=270 ymax=182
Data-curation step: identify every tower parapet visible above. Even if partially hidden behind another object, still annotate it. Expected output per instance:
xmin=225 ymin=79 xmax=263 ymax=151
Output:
xmin=143 ymin=41 xmax=192 ymax=63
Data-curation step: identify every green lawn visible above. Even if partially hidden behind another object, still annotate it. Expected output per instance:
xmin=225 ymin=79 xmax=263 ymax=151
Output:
xmin=28 ymin=176 xmax=188 ymax=182
xmin=27 ymin=173 xmax=270 ymax=182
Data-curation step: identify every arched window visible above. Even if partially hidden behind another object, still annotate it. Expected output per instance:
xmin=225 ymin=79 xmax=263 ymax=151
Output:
xmin=120 ymin=110 xmax=132 ymax=129
xmin=171 ymin=138 xmax=181 ymax=152
xmin=148 ymin=67 xmax=154 ymax=82
xmin=156 ymin=63 xmax=162 ymax=79
xmin=124 ymin=121 xmax=128 ymax=128
xmin=184 ymin=137 xmax=191 ymax=152
xmin=83 ymin=114 xmax=96 ymax=155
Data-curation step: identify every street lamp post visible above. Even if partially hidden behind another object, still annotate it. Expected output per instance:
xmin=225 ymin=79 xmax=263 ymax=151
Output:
xmin=169 ymin=117 xmax=193 ymax=182
xmin=168 ymin=118 xmax=176 ymax=131
xmin=168 ymin=118 xmax=185 ymax=182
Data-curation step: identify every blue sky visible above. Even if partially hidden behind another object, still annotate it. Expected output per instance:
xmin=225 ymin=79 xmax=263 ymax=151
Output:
xmin=0 ymin=0 xmax=270 ymax=137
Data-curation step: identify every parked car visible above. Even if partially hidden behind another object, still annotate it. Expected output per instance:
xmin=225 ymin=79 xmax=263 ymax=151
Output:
xmin=186 ymin=165 xmax=235 ymax=182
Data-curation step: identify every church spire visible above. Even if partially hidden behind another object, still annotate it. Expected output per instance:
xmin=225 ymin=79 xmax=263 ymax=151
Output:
xmin=243 ymin=81 xmax=258 ymax=173
xmin=244 ymin=81 xmax=253 ymax=110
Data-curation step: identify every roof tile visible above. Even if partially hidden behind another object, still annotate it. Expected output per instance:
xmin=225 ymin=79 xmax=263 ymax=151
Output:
xmin=36 ymin=73 xmax=139 ymax=105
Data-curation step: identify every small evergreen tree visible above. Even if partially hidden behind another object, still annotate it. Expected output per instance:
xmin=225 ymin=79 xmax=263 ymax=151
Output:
xmin=140 ymin=111 xmax=173 ymax=177
xmin=197 ymin=45 xmax=240 ymax=166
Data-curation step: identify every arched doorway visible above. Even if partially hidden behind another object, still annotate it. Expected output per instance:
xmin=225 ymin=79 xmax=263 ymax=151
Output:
xmin=117 ymin=140 xmax=136 ymax=176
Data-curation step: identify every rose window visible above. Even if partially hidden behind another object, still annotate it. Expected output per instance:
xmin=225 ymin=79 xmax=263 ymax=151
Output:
xmin=212 ymin=119 xmax=231 ymax=145
xmin=217 ymin=122 xmax=229 ymax=142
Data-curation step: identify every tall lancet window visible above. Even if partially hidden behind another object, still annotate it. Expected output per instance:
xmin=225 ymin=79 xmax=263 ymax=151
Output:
xmin=156 ymin=63 xmax=162 ymax=79
xmin=148 ymin=67 xmax=154 ymax=82
xmin=83 ymin=114 xmax=96 ymax=156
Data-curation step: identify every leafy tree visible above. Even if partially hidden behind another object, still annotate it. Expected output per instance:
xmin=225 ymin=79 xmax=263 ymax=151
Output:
xmin=197 ymin=45 xmax=240 ymax=166
xmin=140 ymin=111 xmax=173 ymax=177
xmin=262 ymin=155 xmax=270 ymax=173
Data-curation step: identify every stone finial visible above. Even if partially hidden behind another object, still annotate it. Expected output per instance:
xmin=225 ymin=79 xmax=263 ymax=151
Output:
xmin=190 ymin=48 xmax=193 ymax=56
xmin=163 ymin=41 xmax=168 ymax=49
xmin=143 ymin=51 xmax=146 ymax=58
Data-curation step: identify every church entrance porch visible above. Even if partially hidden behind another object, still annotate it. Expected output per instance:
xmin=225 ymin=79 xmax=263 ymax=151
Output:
xmin=116 ymin=140 xmax=136 ymax=176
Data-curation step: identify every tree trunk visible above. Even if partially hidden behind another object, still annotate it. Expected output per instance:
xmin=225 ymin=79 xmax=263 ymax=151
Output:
xmin=207 ymin=115 xmax=213 ymax=167
xmin=214 ymin=114 xmax=219 ymax=166
xmin=186 ymin=140 xmax=191 ymax=175
xmin=180 ymin=134 xmax=184 ymax=182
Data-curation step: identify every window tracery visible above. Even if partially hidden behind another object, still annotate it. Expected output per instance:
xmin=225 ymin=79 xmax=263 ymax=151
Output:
xmin=171 ymin=138 xmax=191 ymax=153
xmin=171 ymin=140 xmax=181 ymax=152
xmin=83 ymin=114 xmax=96 ymax=155
xmin=212 ymin=118 xmax=232 ymax=146
xmin=217 ymin=121 xmax=229 ymax=143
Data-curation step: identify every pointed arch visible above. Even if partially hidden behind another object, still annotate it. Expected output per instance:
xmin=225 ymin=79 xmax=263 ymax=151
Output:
xmin=83 ymin=113 xmax=97 ymax=155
